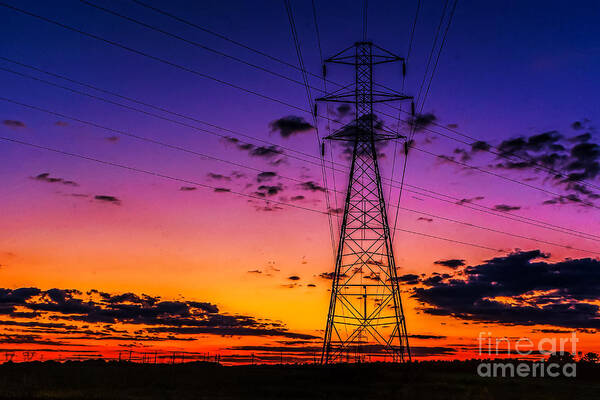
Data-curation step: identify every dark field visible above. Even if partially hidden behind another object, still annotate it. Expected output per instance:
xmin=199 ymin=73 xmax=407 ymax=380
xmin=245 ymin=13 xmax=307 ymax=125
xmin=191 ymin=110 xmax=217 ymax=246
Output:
xmin=0 ymin=360 xmax=598 ymax=399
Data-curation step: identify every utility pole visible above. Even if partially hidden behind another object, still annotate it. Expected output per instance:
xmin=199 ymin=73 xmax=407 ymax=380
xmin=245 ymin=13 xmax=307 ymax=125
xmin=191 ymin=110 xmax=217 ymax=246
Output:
xmin=318 ymin=41 xmax=412 ymax=364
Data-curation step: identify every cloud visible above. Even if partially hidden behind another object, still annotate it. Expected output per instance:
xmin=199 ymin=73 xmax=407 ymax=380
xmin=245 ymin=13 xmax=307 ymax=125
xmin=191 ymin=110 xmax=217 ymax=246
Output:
xmin=409 ymin=334 xmax=447 ymax=340
xmin=291 ymin=195 xmax=305 ymax=201
xmin=493 ymin=204 xmax=521 ymax=212
xmin=571 ymin=121 xmax=584 ymax=130
xmin=256 ymin=171 xmax=277 ymax=183
xmin=288 ymin=276 xmax=300 ymax=281
xmin=0 ymin=287 xmax=316 ymax=341
xmin=179 ymin=186 xmax=197 ymax=191
xmin=412 ymin=250 xmax=600 ymax=329
xmin=222 ymin=137 xmax=285 ymax=165
xmin=54 ymin=121 xmax=68 ymax=127
xmin=255 ymin=184 xmax=284 ymax=197
xmin=269 ymin=116 xmax=313 ymax=138
xmin=105 ymin=136 xmax=119 ymax=142
xmin=318 ymin=271 xmax=348 ymax=280
xmin=214 ymin=188 xmax=230 ymax=193
xmin=455 ymin=196 xmax=484 ymax=205
xmin=247 ymin=270 xmax=262 ymax=274
xmin=94 ymin=195 xmax=121 ymax=205
xmin=33 ymin=173 xmax=78 ymax=186
xmin=396 ymin=274 xmax=421 ymax=285
xmin=207 ymin=173 xmax=231 ymax=181
xmin=409 ymin=113 xmax=437 ymax=132
xmin=336 ymin=104 xmax=352 ymax=117
xmin=299 ymin=181 xmax=325 ymax=192
xmin=433 ymin=259 xmax=465 ymax=269
xmin=417 ymin=217 xmax=433 ymax=222
xmin=2 ymin=120 xmax=25 ymax=128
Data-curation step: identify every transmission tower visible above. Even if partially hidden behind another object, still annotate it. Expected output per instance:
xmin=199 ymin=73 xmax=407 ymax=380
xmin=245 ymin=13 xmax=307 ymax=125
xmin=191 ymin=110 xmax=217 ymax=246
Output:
xmin=317 ymin=42 xmax=413 ymax=364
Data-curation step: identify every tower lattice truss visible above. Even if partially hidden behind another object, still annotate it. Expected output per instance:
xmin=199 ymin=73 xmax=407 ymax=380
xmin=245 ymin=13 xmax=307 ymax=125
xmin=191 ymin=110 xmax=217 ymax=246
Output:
xmin=318 ymin=42 xmax=412 ymax=363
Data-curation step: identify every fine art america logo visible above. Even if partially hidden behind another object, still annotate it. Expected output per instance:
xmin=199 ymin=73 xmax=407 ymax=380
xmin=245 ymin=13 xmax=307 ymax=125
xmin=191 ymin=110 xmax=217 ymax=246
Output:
xmin=476 ymin=331 xmax=578 ymax=378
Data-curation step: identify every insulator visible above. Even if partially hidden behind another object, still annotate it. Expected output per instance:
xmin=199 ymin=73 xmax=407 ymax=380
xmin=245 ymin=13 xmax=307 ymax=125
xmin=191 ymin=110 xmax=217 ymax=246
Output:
xmin=321 ymin=142 xmax=326 ymax=157
xmin=313 ymin=104 xmax=318 ymax=117
xmin=402 ymin=61 xmax=406 ymax=77
xmin=404 ymin=141 xmax=409 ymax=155
xmin=411 ymin=101 xmax=415 ymax=116
xmin=322 ymin=64 xmax=327 ymax=77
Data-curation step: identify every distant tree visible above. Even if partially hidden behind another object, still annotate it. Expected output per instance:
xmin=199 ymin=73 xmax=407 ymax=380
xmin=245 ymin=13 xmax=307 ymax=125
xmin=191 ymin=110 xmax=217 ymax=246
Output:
xmin=547 ymin=352 xmax=575 ymax=364
xmin=581 ymin=352 xmax=599 ymax=364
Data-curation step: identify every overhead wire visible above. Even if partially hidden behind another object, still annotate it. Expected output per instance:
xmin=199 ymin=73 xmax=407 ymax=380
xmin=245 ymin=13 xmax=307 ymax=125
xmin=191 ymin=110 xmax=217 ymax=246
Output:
xmin=2 ymin=62 xmax=598 ymax=242
xmin=283 ymin=0 xmax=336 ymax=257
xmin=0 ymin=135 xmax=505 ymax=252
xmin=125 ymin=0 xmax=600 ymax=193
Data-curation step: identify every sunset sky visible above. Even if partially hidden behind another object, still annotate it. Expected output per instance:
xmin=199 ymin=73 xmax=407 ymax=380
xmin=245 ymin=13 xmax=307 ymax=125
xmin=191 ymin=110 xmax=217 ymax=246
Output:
xmin=1 ymin=0 xmax=599 ymax=363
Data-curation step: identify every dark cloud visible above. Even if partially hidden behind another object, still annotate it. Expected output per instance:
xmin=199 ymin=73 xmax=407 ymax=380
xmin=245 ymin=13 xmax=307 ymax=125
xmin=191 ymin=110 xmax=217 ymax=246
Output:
xmin=493 ymin=204 xmax=521 ymax=212
xmin=455 ymin=196 xmax=484 ymax=205
xmin=409 ymin=334 xmax=447 ymax=340
xmin=412 ymin=250 xmax=600 ymax=329
xmin=410 ymin=113 xmax=437 ymax=132
xmin=396 ymin=274 xmax=420 ymax=285
xmin=207 ymin=172 xmax=231 ymax=181
xmin=319 ymin=271 xmax=347 ymax=280
xmin=471 ymin=141 xmax=491 ymax=152
xmin=33 ymin=173 xmax=78 ymax=186
xmin=288 ymin=276 xmax=300 ymax=281
xmin=328 ymin=207 xmax=344 ymax=215
xmin=453 ymin=148 xmax=471 ymax=162
xmin=222 ymin=137 xmax=285 ymax=165
xmin=2 ymin=120 xmax=25 ymax=128
xmin=336 ymin=104 xmax=352 ymax=117
xmin=291 ymin=195 xmax=305 ymax=201
xmin=0 ymin=287 xmax=316 ymax=341
xmin=179 ymin=186 xmax=197 ymax=191
xmin=299 ymin=181 xmax=325 ymax=192
xmin=571 ymin=121 xmax=584 ymax=130
xmin=214 ymin=188 xmax=231 ymax=193
xmin=417 ymin=217 xmax=433 ymax=222
xmin=569 ymin=133 xmax=591 ymax=143
xmin=269 ymin=116 xmax=313 ymax=138
xmin=256 ymin=171 xmax=277 ymax=183
xmin=105 ymin=136 xmax=119 ymax=142
xmin=433 ymin=259 xmax=465 ymax=269
xmin=94 ymin=195 xmax=121 ymax=205
xmin=247 ymin=270 xmax=262 ymax=274
xmin=255 ymin=184 xmax=283 ymax=197
xmin=307 ymin=284 xmax=316 ymax=287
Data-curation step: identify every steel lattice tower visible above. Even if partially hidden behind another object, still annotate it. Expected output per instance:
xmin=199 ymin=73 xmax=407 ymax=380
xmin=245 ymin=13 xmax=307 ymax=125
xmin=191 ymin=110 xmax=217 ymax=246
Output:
xmin=317 ymin=42 xmax=413 ymax=364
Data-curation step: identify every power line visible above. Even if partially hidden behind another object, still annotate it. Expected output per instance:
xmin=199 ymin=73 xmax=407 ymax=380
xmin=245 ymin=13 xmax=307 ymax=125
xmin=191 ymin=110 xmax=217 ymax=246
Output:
xmin=310 ymin=0 xmax=341 ymax=225
xmin=398 ymin=207 xmax=600 ymax=255
xmin=413 ymin=0 xmax=449 ymax=117
xmin=0 ymin=2 xmax=334 ymax=120
xmin=3 ymin=64 xmax=597 ymax=242
xmin=124 ymin=0 xmax=600 ymax=193
xmin=2 ymin=95 xmax=597 ymax=254
xmin=78 ymin=0 xmax=328 ymax=96
xmin=66 ymin=0 xmax=600 ymax=199
xmin=389 ymin=0 xmax=422 ymax=241
xmin=0 ymin=135 xmax=505 ymax=252
xmin=419 ymin=0 xmax=458 ymax=113
xmin=283 ymin=0 xmax=336 ymax=257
